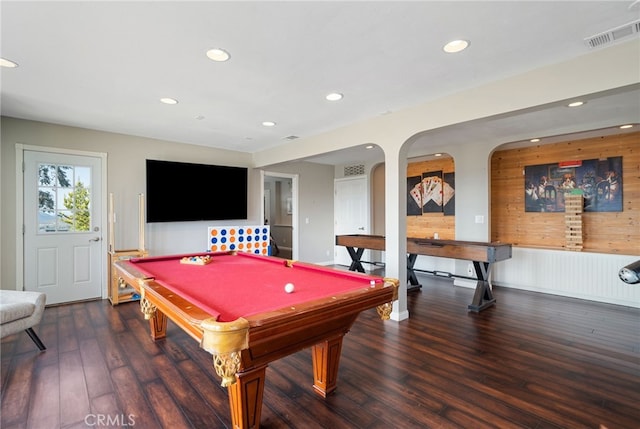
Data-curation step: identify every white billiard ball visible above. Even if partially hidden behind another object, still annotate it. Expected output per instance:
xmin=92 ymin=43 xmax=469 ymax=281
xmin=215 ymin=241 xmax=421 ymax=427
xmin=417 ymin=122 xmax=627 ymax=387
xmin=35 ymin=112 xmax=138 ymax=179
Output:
xmin=284 ymin=283 xmax=295 ymax=293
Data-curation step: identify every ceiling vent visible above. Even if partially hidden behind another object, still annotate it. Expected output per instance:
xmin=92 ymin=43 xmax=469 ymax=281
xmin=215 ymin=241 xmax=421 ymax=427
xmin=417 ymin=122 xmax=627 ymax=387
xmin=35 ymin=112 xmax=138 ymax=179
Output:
xmin=584 ymin=19 xmax=640 ymax=48
xmin=344 ymin=164 xmax=365 ymax=176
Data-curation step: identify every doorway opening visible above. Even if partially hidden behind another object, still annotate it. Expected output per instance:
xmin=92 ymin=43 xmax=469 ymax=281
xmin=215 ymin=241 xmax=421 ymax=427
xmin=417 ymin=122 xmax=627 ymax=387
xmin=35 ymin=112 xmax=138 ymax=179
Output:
xmin=262 ymin=171 xmax=299 ymax=260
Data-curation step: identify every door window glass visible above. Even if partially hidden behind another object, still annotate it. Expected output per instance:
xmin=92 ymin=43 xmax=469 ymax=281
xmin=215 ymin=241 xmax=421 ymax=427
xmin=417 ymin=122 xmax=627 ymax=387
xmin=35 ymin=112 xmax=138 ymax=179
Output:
xmin=38 ymin=163 xmax=91 ymax=233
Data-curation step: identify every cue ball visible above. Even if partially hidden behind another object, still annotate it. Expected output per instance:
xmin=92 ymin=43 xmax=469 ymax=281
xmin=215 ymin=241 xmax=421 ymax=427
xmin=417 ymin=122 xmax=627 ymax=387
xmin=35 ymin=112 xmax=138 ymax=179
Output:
xmin=284 ymin=283 xmax=295 ymax=293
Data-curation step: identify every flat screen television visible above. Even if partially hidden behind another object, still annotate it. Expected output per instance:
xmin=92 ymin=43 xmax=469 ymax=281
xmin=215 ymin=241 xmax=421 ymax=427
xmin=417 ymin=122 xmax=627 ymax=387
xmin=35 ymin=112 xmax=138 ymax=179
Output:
xmin=146 ymin=159 xmax=248 ymax=223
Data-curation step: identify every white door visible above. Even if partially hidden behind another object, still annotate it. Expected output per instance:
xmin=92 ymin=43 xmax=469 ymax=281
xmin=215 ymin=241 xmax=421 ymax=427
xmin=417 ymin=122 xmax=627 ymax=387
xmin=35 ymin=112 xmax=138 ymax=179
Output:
xmin=23 ymin=150 xmax=103 ymax=304
xmin=334 ymin=176 xmax=369 ymax=266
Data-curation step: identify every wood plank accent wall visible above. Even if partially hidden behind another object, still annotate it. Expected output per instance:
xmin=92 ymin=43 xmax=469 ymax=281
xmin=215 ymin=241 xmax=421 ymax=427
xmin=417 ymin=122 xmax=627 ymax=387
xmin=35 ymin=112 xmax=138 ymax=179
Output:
xmin=491 ymin=132 xmax=640 ymax=255
xmin=407 ymin=158 xmax=455 ymax=239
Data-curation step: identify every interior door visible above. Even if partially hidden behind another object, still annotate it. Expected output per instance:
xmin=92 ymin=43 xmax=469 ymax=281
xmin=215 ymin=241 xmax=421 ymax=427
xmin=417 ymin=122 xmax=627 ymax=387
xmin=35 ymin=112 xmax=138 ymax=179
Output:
xmin=23 ymin=150 xmax=103 ymax=304
xmin=334 ymin=176 xmax=369 ymax=266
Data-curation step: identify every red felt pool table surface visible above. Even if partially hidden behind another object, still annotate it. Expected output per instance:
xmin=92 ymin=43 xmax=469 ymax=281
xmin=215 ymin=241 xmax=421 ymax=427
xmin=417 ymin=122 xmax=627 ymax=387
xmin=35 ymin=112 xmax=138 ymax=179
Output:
xmin=127 ymin=251 xmax=385 ymax=322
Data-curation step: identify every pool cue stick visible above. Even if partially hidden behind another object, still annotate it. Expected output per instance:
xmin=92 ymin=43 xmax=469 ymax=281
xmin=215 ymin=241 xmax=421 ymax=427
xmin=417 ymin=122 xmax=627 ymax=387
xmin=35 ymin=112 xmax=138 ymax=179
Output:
xmin=138 ymin=193 xmax=146 ymax=252
xmin=108 ymin=193 xmax=115 ymax=253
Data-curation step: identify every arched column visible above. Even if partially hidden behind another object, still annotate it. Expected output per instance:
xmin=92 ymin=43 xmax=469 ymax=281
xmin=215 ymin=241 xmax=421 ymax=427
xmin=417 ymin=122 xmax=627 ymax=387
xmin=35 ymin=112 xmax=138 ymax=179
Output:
xmin=383 ymin=145 xmax=410 ymax=321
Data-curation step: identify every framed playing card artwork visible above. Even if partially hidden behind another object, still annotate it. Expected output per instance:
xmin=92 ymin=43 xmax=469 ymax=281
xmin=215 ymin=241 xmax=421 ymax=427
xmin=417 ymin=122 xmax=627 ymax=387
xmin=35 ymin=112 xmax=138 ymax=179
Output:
xmin=422 ymin=171 xmax=443 ymax=213
xmin=443 ymin=172 xmax=455 ymax=215
xmin=407 ymin=175 xmax=422 ymax=215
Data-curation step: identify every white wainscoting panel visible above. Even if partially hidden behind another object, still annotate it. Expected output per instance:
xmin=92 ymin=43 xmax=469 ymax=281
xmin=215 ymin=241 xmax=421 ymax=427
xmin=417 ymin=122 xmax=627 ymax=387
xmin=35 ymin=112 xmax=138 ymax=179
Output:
xmin=492 ymin=247 xmax=640 ymax=308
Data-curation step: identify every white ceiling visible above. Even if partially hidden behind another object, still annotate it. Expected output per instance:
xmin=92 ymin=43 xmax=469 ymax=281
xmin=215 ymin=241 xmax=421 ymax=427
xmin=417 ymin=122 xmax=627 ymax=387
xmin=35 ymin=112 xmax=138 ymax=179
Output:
xmin=1 ymin=1 xmax=639 ymax=166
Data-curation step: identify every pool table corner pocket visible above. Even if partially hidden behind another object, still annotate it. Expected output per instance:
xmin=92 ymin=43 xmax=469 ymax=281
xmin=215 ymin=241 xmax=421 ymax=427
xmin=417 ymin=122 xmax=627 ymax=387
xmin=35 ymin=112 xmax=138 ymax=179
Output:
xmin=200 ymin=317 xmax=250 ymax=387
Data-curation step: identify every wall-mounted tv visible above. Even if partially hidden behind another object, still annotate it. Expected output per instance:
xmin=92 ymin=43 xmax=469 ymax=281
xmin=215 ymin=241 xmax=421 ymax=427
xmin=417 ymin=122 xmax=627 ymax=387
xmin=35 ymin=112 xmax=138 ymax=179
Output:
xmin=146 ymin=159 xmax=248 ymax=223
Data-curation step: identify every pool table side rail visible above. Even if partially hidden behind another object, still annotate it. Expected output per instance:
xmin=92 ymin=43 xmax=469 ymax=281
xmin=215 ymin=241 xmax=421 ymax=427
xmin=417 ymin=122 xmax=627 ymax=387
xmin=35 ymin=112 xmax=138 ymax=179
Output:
xmin=237 ymin=279 xmax=398 ymax=369
xmin=114 ymin=260 xmax=215 ymax=341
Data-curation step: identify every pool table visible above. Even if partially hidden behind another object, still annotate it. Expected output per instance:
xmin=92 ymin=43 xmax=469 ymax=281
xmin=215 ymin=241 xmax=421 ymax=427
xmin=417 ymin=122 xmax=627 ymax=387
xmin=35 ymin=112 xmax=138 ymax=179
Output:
xmin=114 ymin=251 xmax=398 ymax=429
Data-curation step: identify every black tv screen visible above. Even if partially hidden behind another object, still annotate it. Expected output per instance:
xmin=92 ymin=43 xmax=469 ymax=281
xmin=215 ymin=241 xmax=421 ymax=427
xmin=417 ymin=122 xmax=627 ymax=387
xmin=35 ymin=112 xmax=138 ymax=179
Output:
xmin=146 ymin=159 xmax=248 ymax=223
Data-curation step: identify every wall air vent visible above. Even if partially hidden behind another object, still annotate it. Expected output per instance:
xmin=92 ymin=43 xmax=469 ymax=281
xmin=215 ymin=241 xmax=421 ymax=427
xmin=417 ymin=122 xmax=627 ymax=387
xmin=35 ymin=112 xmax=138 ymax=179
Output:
xmin=344 ymin=164 xmax=365 ymax=176
xmin=585 ymin=19 xmax=640 ymax=48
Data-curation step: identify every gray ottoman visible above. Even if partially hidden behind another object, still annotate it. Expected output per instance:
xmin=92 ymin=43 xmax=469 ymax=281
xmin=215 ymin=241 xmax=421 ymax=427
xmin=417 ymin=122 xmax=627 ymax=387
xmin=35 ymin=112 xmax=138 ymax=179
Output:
xmin=0 ymin=290 xmax=46 ymax=350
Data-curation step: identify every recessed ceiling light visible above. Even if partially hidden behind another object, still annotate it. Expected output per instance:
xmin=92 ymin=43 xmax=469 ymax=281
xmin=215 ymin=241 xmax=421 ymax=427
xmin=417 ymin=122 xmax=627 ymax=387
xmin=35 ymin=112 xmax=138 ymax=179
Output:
xmin=434 ymin=153 xmax=443 ymax=157
xmin=620 ymin=124 xmax=633 ymax=129
xmin=160 ymin=97 xmax=178 ymax=105
xmin=443 ymin=39 xmax=469 ymax=53
xmin=365 ymin=145 xmax=374 ymax=149
xmin=567 ymin=101 xmax=585 ymax=107
xmin=0 ymin=57 xmax=18 ymax=68
xmin=206 ymin=48 xmax=230 ymax=62
xmin=262 ymin=121 xmax=276 ymax=127
xmin=530 ymin=138 xmax=540 ymax=143
xmin=326 ymin=92 xmax=343 ymax=101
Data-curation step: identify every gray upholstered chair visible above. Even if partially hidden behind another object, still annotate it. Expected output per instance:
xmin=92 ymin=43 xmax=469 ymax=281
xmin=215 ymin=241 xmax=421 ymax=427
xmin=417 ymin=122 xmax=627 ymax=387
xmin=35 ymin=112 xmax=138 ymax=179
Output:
xmin=0 ymin=290 xmax=47 ymax=351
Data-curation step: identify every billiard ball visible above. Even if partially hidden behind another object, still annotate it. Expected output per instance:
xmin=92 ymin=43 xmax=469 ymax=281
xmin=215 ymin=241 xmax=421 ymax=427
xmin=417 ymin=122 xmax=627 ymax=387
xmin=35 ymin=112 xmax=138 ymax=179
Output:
xmin=284 ymin=283 xmax=295 ymax=293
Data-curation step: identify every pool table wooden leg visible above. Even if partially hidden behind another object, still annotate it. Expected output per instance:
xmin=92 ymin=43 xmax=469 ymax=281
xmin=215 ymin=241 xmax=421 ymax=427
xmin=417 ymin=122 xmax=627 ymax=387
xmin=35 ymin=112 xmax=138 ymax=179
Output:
xmin=311 ymin=335 xmax=344 ymax=398
xmin=149 ymin=310 xmax=168 ymax=340
xmin=140 ymin=295 xmax=168 ymax=340
xmin=228 ymin=365 xmax=267 ymax=429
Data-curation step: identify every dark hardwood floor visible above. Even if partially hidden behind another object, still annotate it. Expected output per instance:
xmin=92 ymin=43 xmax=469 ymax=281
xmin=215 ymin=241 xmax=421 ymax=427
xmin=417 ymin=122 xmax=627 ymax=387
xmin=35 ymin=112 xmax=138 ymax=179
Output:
xmin=2 ymin=273 xmax=639 ymax=429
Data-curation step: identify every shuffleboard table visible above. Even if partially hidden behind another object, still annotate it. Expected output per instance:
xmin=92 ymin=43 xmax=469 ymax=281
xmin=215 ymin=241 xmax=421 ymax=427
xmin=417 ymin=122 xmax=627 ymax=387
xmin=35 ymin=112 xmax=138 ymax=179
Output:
xmin=335 ymin=234 xmax=512 ymax=311
xmin=114 ymin=251 xmax=398 ymax=429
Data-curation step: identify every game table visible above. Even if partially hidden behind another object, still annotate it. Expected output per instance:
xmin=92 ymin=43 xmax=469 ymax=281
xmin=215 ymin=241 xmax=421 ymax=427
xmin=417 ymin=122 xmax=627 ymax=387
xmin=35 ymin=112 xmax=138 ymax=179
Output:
xmin=335 ymin=234 xmax=512 ymax=311
xmin=114 ymin=251 xmax=398 ymax=429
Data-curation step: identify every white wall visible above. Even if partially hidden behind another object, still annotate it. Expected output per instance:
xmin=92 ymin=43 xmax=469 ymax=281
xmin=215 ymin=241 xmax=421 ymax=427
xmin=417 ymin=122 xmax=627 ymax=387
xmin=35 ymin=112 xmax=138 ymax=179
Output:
xmin=1 ymin=117 xmax=257 ymax=291
xmin=493 ymin=248 xmax=640 ymax=308
xmin=259 ymin=161 xmax=335 ymax=264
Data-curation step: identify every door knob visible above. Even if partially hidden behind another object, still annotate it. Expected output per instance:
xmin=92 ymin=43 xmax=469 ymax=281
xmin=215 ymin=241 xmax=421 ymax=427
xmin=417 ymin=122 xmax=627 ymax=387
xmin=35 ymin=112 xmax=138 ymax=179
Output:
xmin=89 ymin=237 xmax=101 ymax=242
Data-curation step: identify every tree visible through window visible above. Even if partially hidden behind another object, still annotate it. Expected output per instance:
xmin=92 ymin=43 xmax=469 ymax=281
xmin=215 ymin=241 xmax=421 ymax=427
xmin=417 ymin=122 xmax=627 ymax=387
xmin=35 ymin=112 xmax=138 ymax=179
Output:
xmin=38 ymin=163 xmax=91 ymax=232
